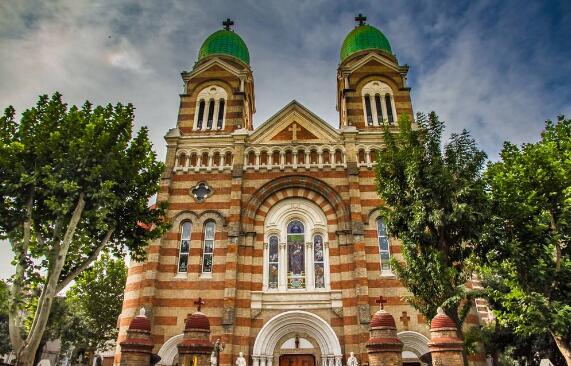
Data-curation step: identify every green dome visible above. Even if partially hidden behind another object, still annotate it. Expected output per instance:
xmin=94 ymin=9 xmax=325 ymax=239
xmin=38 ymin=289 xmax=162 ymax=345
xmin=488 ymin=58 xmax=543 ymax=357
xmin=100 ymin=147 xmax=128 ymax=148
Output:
xmin=340 ymin=24 xmax=392 ymax=62
xmin=198 ymin=29 xmax=250 ymax=65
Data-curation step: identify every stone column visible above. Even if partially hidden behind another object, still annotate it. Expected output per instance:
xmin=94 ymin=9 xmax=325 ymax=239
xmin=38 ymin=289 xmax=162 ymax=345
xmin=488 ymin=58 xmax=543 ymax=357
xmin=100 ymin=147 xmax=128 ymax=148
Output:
xmin=366 ymin=308 xmax=403 ymax=366
xmin=429 ymin=309 xmax=464 ymax=366
xmin=119 ymin=309 xmax=154 ymax=366
xmin=178 ymin=311 xmax=214 ymax=366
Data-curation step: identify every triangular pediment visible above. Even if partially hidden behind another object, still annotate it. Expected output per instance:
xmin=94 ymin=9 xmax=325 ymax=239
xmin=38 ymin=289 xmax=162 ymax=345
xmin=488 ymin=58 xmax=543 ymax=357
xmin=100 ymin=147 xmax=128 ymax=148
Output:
xmin=184 ymin=57 xmax=245 ymax=79
xmin=250 ymin=101 xmax=339 ymax=144
xmin=343 ymin=52 xmax=401 ymax=74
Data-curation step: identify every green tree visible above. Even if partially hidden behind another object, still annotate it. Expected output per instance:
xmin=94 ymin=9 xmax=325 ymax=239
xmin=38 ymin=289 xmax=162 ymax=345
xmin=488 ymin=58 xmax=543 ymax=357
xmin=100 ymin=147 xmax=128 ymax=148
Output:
xmin=477 ymin=116 xmax=571 ymax=363
xmin=0 ymin=93 xmax=169 ymax=365
xmin=63 ymin=253 xmax=127 ymax=352
xmin=0 ymin=280 xmax=12 ymax=356
xmin=375 ymin=113 xmax=488 ymax=360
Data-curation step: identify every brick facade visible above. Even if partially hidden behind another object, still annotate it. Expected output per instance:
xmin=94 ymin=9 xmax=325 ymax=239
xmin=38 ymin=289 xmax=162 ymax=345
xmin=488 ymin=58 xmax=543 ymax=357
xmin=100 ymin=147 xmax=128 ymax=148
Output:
xmin=115 ymin=34 xmax=486 ymax=366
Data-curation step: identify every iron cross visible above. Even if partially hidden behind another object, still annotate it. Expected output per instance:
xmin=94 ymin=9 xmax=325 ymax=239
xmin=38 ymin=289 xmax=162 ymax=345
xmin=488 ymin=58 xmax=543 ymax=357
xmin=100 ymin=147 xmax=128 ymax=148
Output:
xmin=194 ymin=297 xmax=205 ymax=311
xmin=355 ymin=14 xmax=367 ymax=26
xmin=375 ymin=295 xmax=387 ymax=310
xmin=223 ymin=18 xmax=234 ymax=30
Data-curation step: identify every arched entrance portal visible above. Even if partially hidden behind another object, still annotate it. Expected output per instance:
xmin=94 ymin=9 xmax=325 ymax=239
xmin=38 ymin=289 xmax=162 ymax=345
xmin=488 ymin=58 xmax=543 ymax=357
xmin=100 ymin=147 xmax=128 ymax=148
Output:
xmin=252 ymin=311 xmax=343 ymax=366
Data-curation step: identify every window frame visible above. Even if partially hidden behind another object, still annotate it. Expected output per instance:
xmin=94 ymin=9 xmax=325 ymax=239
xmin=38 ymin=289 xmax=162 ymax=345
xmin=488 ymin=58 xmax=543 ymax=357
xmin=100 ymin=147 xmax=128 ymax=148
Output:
xmin=177 ymin=221 xmax=192 ymax=273
xmin=193 ymin=86 xmax=228 ymax=130
xmin=361 ymin=81 xmax=397 ymax=126
xmin=376 ymin=217 xmax=392 ymax=275
xmin=201 ymin=220 xmax=216 ymax=274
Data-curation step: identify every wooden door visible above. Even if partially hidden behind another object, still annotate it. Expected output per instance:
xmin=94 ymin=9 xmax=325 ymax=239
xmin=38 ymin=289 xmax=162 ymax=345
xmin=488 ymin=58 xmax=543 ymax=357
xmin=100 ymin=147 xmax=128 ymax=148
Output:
xmin=279 ymin=355 xmax=315 ymax=366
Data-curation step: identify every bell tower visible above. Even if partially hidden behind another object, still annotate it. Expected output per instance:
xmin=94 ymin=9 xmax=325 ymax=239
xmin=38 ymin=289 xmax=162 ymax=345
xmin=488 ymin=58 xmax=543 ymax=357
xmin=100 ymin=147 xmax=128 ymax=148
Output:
xmin=177 ymin=19 xmax=255 ymax=135
xmin=336 ymin=14 xmax=413 ymax=129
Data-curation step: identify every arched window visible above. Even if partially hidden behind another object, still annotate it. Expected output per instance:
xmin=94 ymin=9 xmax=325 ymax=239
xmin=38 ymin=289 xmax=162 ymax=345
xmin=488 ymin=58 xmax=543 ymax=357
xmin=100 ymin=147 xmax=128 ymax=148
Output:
xmin=364 ymin=95 xmax=373 ymax=125
xmin=216 ymin=99 xmax=225 ymax=130
xmin=206 ymin=99 xmax=215 ymax=129
xmin=263 ymin=198 xmax=330 ymax=292
xmin=361 ymin=81 xmax=396 ymax=126
xmin=194 ymin=86 xmax=228 ymax=130
xmin=202 ymin=221 xmax=215 ymax=273
xmin=196 ymin=100 xmax=205 ymax=129
xmin=287 ymin=220 xmax=305 ymax=289
xmin=313 ymin=235 xmax=325 ymax=288
xmin=178 ymin=221 xmax=192 ymax=272
xmin=385 ymin=94 xmax=394 ymax=124
xmin=374 ymin=94 xmax=384 ymax=125
xmin=376 ymin=218 xmax=391 ymax=272
xmin=268 ymin=236 xmax=279 ymax=289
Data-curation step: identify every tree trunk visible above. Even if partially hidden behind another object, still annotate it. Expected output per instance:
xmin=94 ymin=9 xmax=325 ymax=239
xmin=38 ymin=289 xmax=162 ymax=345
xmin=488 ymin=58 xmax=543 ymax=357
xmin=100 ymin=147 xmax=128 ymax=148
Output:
xmin=551 ymin=332 xmax=571 ymax=366
xmin=15 ymin=193 xmax=86 ymax=366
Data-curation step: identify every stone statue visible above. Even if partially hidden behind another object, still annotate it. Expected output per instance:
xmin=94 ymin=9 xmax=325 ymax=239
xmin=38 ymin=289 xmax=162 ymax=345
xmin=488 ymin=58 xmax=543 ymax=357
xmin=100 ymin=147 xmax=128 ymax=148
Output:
xmin=212 ymin=338 xmax=224 ymax=366
xmin=210 ymin=350 xmax=217 ymax=366
xmin=347 ymin=352 xmax=358 ymax=366
xmin=235 ymin=352 xmax=247 ymax=366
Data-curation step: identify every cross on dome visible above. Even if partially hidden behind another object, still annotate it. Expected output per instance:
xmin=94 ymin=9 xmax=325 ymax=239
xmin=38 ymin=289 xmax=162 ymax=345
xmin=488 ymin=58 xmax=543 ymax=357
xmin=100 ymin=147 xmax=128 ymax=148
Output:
xmin=194 ymin=297 xmax=205 ymax=311
xmin=223 ymin=18 xmax=234 ymax=31
xmin=355 ymin=14 xmax=367 ymax=26
xmin=375 ymin=295 xmax=387 ymax=310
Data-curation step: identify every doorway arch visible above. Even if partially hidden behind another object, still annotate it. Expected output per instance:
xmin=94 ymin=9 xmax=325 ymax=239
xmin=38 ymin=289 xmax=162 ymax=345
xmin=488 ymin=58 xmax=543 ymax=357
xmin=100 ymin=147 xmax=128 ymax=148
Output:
xmin=252 ymin=311 xmax=342 ymax=366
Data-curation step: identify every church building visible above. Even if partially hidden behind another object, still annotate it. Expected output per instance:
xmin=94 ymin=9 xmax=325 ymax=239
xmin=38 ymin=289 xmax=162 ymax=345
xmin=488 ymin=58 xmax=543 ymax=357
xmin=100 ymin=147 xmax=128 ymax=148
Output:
xmin=116 ymin=16 xmax=489 ymax=366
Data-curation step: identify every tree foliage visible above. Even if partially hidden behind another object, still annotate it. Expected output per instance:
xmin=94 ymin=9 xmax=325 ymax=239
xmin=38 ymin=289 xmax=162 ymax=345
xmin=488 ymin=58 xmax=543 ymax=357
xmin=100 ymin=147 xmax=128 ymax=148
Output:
xmin=0 ymin=93 xmax=169 ymax=365
xmin=0 ymin=280 xmax=11 ymax=356
xmin=375 ymin=112 xmax=488 ymax=328
xmin=63 ymin=253 xmax=127 ymax=352
xmin=477 ymin=116 xmax=571 ymax=363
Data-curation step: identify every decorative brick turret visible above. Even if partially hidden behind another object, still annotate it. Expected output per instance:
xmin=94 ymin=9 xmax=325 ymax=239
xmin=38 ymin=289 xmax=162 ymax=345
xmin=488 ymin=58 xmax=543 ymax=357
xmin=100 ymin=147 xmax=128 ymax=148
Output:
xmin=429 ymin=308 xmax=465 ymax=366
xmin=119 ymin=308 xmax=154 ymax=366
xmin=366 ymin=296 xmax=403 ymax=366
xmin=178 ymin=298 xmax=214 ymax=366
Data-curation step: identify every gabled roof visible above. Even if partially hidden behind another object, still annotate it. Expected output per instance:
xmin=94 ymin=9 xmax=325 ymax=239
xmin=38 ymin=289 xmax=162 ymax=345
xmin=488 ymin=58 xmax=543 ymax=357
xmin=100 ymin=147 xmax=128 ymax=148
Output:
xmin=249 ymin=100 xmax=340 ymax=144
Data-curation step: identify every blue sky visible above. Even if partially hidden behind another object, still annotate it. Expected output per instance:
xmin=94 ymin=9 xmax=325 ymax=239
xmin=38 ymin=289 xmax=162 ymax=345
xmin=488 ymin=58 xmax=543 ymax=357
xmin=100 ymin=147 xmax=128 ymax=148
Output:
xmin=0 ymin=0 xmax=570 ymax=278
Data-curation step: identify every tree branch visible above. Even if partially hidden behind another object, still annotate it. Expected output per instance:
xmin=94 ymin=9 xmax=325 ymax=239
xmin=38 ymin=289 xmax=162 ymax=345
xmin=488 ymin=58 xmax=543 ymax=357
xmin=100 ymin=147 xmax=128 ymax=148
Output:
xmin=25 ymin=192 xmax=85 ymax=358
xmin=56 ymin=227 xmax=115 ymax=294
xmin=549 ymin=210 xmax=561 ymax=272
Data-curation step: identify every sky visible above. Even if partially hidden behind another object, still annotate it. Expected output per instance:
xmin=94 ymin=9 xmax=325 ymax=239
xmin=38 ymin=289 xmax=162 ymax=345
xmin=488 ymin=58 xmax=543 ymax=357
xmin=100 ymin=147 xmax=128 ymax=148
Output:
xmin=0 ymin=0 xmax=570 ymax=279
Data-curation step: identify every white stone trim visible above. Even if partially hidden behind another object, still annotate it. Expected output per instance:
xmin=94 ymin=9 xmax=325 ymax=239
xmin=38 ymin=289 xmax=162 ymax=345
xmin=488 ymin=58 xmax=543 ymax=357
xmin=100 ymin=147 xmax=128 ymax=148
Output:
xmin=193 ymin=85 xmax=228 ymax=131
xmin=263 ymin=198 xmax=329 ymax=292
xmin=361 ymin=80 xmax=396 ymax=126
xmin=157 ymin=334 xmax=183 ymax=366
xmin=397 ymin=331 xmax=430 ymax=362
xmin=252 ymin=311 xmax=342 ymax=359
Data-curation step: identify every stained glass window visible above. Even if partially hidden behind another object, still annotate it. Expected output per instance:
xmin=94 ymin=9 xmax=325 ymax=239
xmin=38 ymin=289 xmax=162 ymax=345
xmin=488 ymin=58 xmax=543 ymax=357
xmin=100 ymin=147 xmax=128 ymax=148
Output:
xmin=287 ymin=220 xmax=305 ymax=289
xmin=376 ymin=218 xmax=391 ymax=272
xmin=202 ymin=221 xmax=215 ymax=273
xmin=313 ymin=235 xmax=325 ymax=288
xmin=178 ymin=221 xmax=191 ymax=272
xmin=268 ymin=236 xmax=279 ymax=289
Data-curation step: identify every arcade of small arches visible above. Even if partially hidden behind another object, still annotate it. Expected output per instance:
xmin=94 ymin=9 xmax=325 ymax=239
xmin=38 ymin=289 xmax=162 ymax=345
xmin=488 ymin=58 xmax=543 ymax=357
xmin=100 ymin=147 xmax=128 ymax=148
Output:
xmin=243 ymin=146 xmax=347 ymax=170
xmin=173 ymin=145 xmax=383 ymax=173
